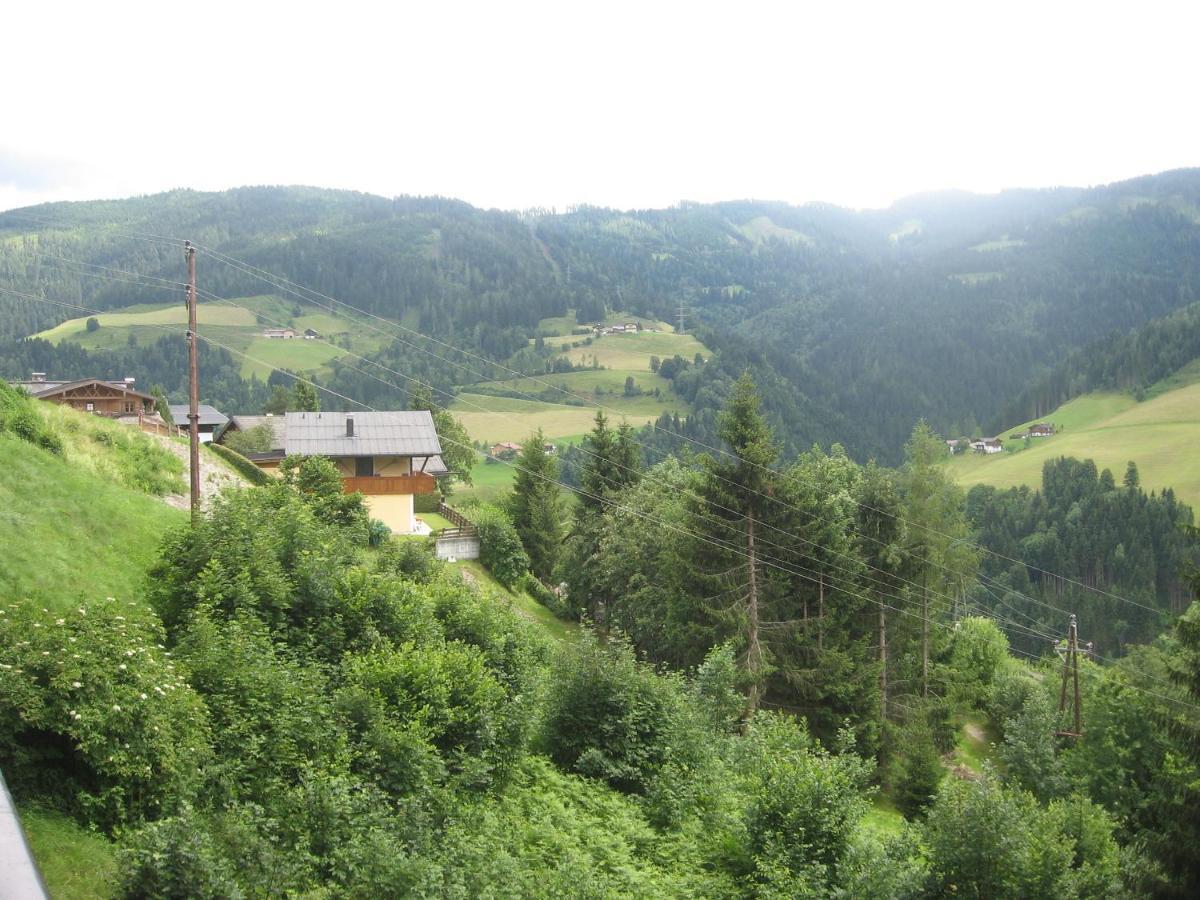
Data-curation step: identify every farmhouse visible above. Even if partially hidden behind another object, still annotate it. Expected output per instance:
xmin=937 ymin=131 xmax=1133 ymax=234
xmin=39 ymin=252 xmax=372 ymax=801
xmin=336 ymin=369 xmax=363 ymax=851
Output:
xmin=303 ymin=328 xmax=320 ymax=340
xmin=490 ymin=441 xmax=523 ymax=459
xmin=970 ymin=438 xmax=1004 ymax=454
xmin=1028 ymin=423 xmax=1055 ymax=437
xmin=263 ymin=327 xmax=296 ymax=339
xmin=282 ymin=411 xmax=446 ymax=534
xmin=168 ymin=404 xmax=229 ymax=443
xmin=12 ymin=372 xmax=155 ymax=417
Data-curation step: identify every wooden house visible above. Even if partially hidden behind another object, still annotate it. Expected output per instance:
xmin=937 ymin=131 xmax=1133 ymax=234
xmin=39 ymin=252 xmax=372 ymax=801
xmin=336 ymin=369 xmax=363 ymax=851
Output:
xmin=12 ymin=373 xmax=155 ymax=417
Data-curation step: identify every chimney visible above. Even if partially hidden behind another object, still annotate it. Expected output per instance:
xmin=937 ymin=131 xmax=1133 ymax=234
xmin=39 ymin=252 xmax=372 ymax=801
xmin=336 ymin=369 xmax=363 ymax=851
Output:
xmin=31 ymin=372 xmax=46 ymax=383
xmin=346 ymin=414 xmax=355 ymax=438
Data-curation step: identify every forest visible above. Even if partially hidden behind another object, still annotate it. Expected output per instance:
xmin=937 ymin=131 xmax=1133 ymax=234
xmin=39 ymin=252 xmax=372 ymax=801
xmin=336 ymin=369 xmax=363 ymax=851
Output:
xmin=3 ymin=170 xmax=1200 ymax=462
xmin=3 ymin=372 xmax=1200 ymax=897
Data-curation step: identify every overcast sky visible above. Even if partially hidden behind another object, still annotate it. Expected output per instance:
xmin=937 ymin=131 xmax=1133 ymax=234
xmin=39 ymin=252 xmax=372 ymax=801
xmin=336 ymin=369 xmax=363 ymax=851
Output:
xmin=2 ymin=0 xmax=1197 ymax=214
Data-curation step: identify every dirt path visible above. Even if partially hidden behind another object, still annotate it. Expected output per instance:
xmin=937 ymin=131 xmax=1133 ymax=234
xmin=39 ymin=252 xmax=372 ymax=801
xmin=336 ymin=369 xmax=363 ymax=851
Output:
xmin=156 ymin=438 xmax=249 ymax=510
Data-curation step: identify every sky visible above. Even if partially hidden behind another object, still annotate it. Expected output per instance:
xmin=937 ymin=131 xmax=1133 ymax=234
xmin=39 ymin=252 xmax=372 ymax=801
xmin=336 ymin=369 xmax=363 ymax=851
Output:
xmin=2 ymin=0 xmax=1198 ymax=214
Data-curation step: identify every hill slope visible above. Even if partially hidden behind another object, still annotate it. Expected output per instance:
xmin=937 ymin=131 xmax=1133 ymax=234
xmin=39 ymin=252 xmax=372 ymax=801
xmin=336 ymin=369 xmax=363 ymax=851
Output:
xmin=947 ymin=374 xmax=1200 ymax=509
xmin=4 ymin=171 xmax=1200 ymax=461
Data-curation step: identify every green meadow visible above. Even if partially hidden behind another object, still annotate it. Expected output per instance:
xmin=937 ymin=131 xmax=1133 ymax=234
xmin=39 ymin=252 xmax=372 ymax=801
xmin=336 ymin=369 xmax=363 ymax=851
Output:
xmin=947 ymin=379 xmax=1200 ymax=509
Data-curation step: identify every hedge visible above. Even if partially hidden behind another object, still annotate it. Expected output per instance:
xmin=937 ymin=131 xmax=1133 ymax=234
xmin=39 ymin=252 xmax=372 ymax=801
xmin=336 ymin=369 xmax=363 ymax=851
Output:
xmin=203 ymin=442 xmax=270 ymax=485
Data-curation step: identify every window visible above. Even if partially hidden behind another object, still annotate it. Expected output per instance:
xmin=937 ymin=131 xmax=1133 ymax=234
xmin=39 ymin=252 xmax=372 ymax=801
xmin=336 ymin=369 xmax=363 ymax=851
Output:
xmin=125 ymin=402 xmax=135 ymax=413
xmin=355 ymin=456 xmax=374 ymax=477
xmin=85 ymin=402 xmax=94 ymax=412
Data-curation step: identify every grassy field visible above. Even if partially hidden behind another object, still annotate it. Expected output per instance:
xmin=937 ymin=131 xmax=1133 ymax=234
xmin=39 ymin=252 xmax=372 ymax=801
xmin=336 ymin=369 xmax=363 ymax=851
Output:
xmin=561 ymin=330 xmax=707 ymax=370
xmin=31 ymin=295 xmax=389 ymax=379
xmin=20 ymin=807 xmax=117 ymax=899
xmin=451 ymin=389 xmax=676 ymax=445
xmin=947 ymin=380 xmax=1200 ymax=509
xmin=0 ymin=423 xmax=186 ymax=609
xmin=453 ymin=457 xmax=517 ymax=505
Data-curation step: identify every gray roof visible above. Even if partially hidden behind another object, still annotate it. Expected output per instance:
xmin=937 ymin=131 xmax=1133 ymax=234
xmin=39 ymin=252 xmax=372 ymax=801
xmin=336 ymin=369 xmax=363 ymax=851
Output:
xmin=221 ymin=415 xmax=287 ymax=450
xmin=284 ymin=411 xmax=443 ymax=458
xmin=169 ymin=404 xmax=228 ymax=427
xmin=412 ymin=455 xmax=449 ymax=476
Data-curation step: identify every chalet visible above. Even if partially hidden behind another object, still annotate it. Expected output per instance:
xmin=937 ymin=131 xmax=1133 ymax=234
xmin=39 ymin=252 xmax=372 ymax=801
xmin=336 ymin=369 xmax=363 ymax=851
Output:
xmin=970 ymin=438 xmax=1004 ymax=454
xmin=281 ymin=411 xmax=445 ymax=534
xmin=624 ymin=322 xmax=639 ymax=332
xmin=303 ymin=328 xmax=320 ymax=340
xmin=168 ymin=404 xmax=229 ymax=443
xmin=263 ymin=328 xmax=296 ymax=339
xmin=543 ymin=442 xmax=557 ymax=455
xmin=11 ymin=372 xmax=155 ymax=417
xmin=1028 ymin=423 xmax=1055 ymax=437
xmin=490 ymin=441 xmax=523 ymax=459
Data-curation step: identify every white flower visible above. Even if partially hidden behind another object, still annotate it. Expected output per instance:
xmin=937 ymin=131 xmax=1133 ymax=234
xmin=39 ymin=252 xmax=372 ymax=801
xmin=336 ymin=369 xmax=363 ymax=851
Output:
xmin=112 ymin=704 xmax=121 ymax=712
xmin=72 ymin=681 xmax=82 ymax=688
xmin=139 ymin=693 xmax=148 ymax=700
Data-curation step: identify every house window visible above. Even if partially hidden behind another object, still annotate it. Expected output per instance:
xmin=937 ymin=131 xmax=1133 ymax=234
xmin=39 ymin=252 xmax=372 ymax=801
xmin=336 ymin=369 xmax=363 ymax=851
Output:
xmin=85 ymin=402 xmax=94 ymax=412
xmin=355 ymin=456 xmax=374 ymax=477
xmin=125 ymin=402 xmax=135 ymax=413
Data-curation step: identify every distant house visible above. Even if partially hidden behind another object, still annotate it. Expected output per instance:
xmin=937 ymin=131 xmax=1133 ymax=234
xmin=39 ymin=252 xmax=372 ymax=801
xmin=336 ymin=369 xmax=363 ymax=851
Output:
xmin=303 ymin=328 xmax=320 ymax=340
xmin=263 ymin=328 xmax=296 ymax=339
xmin=1028 ymin=423 xmax=1054 ymax=437
xmin=624 ymin=322 xmax=639 ymax=332
xmin=490 ymin=441 xmax=523 ymax=460
xmin=12 ymin=372 xmax=155 ymax=417
xmin=543 ymin=442 xmax=557 ymax=455
xmin=970 ymin=438 xmax=1004 ymax=454
xmin=168 ymin=404 xmax=229 ymax=443
xmin=610 ymin=324 xmax=627 ymax=333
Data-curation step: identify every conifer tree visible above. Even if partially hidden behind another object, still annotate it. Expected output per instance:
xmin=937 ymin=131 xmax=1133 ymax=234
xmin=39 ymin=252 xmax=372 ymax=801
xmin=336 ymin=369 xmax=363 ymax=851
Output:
xmin=507 ymin=428 xmax=562 ymax=583
xmin=291 ymin=380 xmax=320 ymax=412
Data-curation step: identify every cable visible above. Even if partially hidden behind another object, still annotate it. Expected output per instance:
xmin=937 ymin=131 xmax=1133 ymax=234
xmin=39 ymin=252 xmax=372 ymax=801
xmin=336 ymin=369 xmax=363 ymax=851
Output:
xmin=193 ymin=242 xmax=1170 ymax=616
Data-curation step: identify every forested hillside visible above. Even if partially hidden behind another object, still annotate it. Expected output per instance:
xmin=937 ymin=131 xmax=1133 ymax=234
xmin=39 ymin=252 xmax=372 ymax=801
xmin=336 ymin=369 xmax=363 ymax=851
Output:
xmin=4 ymin=170 xmax=1200 ymax=462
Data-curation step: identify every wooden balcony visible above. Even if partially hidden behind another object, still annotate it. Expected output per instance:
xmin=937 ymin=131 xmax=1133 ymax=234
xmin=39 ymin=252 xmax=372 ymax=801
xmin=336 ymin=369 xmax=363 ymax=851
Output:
xmin=342 ymin=473 xmax=437 ymax=495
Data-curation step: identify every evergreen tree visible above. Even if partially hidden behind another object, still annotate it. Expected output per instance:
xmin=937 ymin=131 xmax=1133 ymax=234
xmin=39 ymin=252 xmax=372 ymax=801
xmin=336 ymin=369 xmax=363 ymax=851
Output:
xmin=291 ymin=380 xmax=320 ymax=412
xmin=407 ymin=384 xmax=474 ymax=490
xmin=507 ymin=429 xmax=562 ymax=583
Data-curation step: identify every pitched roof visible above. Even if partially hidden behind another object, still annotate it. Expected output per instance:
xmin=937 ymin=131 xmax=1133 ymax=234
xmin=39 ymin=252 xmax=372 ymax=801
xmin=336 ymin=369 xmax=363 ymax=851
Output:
xmin=221 ymin=415 xmax=287 ymax=450
xmin=412 ymin=455 xmax=449 ymax=476
xmin=13 ymin=378 xmax=156 ymax=402
xmin=284 ymin=411 xmax=442 ymax=458
xmin=168 ymin=404 xmax=229 ymax=427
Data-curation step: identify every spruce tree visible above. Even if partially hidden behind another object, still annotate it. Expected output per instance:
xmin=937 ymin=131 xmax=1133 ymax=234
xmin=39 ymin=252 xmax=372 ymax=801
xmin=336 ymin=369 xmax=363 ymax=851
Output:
xmin=507 ymin=429 xmax=562 ymax=583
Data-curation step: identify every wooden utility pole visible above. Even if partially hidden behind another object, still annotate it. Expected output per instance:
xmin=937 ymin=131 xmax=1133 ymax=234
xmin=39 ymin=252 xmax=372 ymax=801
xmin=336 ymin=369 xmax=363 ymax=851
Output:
xmin=185 ymin=241 xmax=201 ymax=516
xmin=1055 ymin=614 xmax=1086 ymax=739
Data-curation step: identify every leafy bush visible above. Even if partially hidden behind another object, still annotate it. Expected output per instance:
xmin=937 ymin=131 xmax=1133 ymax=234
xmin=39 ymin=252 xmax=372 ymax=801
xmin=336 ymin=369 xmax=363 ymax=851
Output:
xmin=281 ymin=454 xmax=370 ymax=538
xmin=947 ymin=616 xmax=1011 ymax=708
xmin=203 ymin=441 xmax=270 ymax=485
xmin=0 ymin=598 xmax=211 ymax=830
xmin=542 ymin=631 xmax=702 ymax=798
xmin=521 ymin=572 xmax=571 ymax=619
xmin=473 ymin=504 xmax=529 ymax=588
xmin=890 ymin=723 xmax=943 ymax=819
xmin=413 ymin=491 xmax=443 ymax=514
xmin=0 ymin=379 xmax=63 ymax=454
xmin=367 ymin=517 xmax=392 ymax=546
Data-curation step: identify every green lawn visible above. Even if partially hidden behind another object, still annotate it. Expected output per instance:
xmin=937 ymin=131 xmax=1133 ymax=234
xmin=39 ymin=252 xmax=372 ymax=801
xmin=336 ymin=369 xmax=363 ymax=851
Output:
xmin=21 ymin=807 xmax=117 ymax=899
xmin=562 ymin=330 xmax=707 ymax=370
xmin=239 ymin=335 xmax=348 ymax=378
xmin=452 ymin=457 xmax=516 ymax=505
xmin=33 ymin=301 xmax=256 ymax=342
xmin=946 ymin=382 xmax=1200 ymax=509
xmin=860 ymin=795 xmax=905 ymax=837
xmin=451 ymin=391 xmax=671 ymax=445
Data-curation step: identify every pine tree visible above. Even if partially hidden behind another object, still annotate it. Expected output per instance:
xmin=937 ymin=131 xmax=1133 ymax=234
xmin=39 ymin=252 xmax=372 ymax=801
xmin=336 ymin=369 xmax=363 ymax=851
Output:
xmin=689 ymin=373 xmax=780 ymax=717
xmin=507 ymin=428 xmax=562 ymax=583
xmin=291 ymin=380 xmax=320 ymax=412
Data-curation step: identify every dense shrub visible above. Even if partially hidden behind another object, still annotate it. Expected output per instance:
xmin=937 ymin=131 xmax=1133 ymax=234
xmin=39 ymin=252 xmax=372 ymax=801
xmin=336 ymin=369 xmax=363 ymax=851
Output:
xmin=473 ymin=504 xmax=529 ymax=588
xmin=0 ymin=379 xmax=63 ymax=454
xmin=203 ymin=442 xmax=270 ymax=485
xmin=0 ymin=599 xmax=211 ymax=830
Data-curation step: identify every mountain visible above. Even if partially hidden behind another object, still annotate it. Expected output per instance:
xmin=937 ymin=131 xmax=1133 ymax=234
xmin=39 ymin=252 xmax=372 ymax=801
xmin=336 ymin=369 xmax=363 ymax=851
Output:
xmin=3 ymin=170 xmax=1200 ymax=462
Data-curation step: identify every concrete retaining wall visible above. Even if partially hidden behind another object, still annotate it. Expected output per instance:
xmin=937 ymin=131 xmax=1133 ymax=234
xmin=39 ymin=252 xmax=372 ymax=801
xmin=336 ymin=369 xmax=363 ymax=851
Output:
xmin=435 ymin=535 xmax=480 ymax=560
xmin=0 ymin=770 xmax=48 ymax=899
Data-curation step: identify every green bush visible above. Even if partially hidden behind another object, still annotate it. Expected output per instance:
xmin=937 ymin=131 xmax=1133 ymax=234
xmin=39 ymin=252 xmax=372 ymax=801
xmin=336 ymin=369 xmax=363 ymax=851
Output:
xmin=368 ymin=518 xmax=392 ymax=546
xmin=414 ymin=491 xmax=443 ymax=514
xmin=116 ymin=810 xmax=244 ymax=899
xmin=0 ymin=379 xmax=63 ymax=455
xmin=204 ymin=442 xmax=270 ymax=485
xmin=0 ymin=598 xmax=211 ymax=830
xmin=473 ymin=505 xmax=529 ymax=588
xmin=521 ymin=572 xmax=571 ymax=619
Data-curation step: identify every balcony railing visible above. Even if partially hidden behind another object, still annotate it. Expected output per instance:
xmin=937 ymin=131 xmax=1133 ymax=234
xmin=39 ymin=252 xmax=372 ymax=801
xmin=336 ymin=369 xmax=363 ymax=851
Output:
xmin=342 ymin=473 xmax=437 ymax=495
